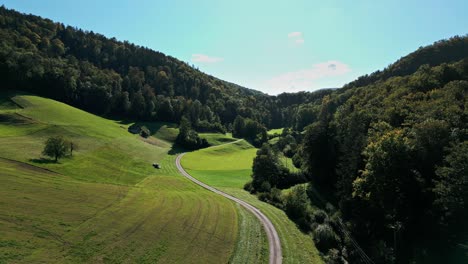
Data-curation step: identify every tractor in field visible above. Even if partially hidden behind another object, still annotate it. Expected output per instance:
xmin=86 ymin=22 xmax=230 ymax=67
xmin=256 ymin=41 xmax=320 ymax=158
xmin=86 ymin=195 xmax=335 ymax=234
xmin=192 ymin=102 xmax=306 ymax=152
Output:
xmin=152 ymin=163 xmax=161 ymax=169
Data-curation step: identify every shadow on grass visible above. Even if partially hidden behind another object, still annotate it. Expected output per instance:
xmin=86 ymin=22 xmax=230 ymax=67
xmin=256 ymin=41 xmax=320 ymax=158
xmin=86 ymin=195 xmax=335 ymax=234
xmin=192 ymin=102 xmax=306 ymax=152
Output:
xmin=132 ymin=122 xmax=177 ymax=135
xmin=29 ymin=158 xmax=57 ymax=164
xmin=168 ymin=144 xmax=187 ymax=156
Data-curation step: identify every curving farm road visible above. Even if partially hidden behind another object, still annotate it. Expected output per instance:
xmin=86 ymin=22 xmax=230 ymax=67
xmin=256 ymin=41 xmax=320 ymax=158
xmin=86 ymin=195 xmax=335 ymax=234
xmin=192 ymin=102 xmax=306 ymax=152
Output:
xmin=175 ymin=150 xmax=283 ymax=264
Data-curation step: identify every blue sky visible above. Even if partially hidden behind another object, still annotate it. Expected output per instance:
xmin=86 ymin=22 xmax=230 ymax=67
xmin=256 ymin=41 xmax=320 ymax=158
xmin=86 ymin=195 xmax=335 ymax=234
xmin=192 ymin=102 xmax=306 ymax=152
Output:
xmin=2 ymin=0 xmax=467 ymax=94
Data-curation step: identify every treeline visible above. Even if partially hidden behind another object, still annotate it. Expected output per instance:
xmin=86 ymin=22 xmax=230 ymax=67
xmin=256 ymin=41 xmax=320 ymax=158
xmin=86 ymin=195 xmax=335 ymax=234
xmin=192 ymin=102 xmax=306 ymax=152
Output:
xmin=245 ymin=36 xmax=468 ymax=263
xmin=0 ymin=6 xmax=329 ymax=133
xmin=344 ymin=35 xmax=468 ymax=89
xmin=3 ymin=5 xmax=468 ymax=262
xmin=301 ymin=60 xmax=468 ymax=262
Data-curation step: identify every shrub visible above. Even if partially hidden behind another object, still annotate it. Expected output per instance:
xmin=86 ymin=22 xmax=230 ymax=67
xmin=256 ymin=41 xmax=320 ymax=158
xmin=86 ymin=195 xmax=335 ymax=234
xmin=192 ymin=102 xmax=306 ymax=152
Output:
xmin=140 ymin=126 xmax=150 ymax=138
xmin=323 ymin=248 xmax=342 ymax=264
xmin=243 ymin=181 xmax=254 ymax=193
xmin=313 ymin=210 xmax=328 ymax=224
xmin=260 ymin=181 xmax=272 ymax=192
xmin=176 ymin=117 xmax=209 ymax=150
xmin=313 ymin=223 xmax=340 ymax=252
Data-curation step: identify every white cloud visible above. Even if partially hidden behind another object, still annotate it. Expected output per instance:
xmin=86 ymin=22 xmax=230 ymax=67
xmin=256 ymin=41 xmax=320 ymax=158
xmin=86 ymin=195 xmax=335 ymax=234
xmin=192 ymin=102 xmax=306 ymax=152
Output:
xmin=263 ymin=61 xmax=351 ymax=94
xmin=288 ymin=31 xmax=302 ymax=38
xmin=288 ymin=31 xmax=304 ymax=45
xmin=295 ymin=38 xmax=304 ymax=44
xmin=191 ymin=54 xmax=224 ymax=63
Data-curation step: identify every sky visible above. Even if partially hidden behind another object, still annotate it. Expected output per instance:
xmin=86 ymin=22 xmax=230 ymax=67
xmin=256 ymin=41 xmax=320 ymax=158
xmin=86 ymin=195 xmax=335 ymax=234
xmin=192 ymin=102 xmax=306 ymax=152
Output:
xmin=2 ymin=0 xmax=467 ymax=95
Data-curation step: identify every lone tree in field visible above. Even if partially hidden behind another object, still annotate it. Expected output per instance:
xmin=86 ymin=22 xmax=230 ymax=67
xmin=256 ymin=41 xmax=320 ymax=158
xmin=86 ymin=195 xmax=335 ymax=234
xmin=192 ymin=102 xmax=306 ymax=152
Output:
xmin=42 ymin=136 xmax=69 ymax=162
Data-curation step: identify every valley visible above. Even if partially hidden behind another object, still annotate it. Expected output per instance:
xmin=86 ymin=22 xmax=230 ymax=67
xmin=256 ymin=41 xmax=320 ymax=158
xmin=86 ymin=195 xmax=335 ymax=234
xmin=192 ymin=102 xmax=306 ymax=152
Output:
xmin=0 ymin=92 xmax=320 ymax=263
xmin=0 ymin=3 xmax=467 ymax=263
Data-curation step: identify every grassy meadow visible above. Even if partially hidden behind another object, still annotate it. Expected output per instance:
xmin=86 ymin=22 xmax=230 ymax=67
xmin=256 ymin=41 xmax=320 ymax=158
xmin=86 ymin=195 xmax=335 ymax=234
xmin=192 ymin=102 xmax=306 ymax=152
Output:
xmin=199 ymin=133 xmax=237 ymax=146
xmin=182 ymin=140 xmax=256 ymax=189
xmin=0 ymin=92 xmax=263 ymax=263
xmin=267 ymin=128 xmax=284 ymax=135
xmin=181 ymin=139 xmax=323 ymax=264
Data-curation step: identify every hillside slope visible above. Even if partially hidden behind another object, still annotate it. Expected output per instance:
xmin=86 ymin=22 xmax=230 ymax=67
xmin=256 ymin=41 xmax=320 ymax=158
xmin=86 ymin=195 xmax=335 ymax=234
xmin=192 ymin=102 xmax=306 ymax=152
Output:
xmin=0 ymin=6 xmax=334 ymax=131
xmin=298 ymin=53 xmax=468 ymax=263
xmin=182 ymin=140 xmax=323 ymax=263
xmin=0 ymin=92 xmax=254 ymax=263
xmin=344 ymin=35 xmax=468 ymax=88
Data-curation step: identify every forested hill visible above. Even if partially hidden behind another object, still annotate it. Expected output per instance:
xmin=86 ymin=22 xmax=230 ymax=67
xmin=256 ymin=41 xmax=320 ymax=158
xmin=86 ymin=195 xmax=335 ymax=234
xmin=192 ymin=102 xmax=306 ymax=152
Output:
xmin=246 ymin=37 xmax=467 ymax=262
xmin=296 ymin=42 xmax=468 ymax=262
xmin=0 ymin=6 xmax=329 ymax=132
xmin=344 ymin=35 xmax=468 ymax=88
xmin=2 ymin=4 xmax=468 ymax=263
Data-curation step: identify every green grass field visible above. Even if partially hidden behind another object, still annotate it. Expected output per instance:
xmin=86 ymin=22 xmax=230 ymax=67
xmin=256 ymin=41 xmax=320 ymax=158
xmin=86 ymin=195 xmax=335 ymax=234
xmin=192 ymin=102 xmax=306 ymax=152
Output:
xmin=0 ymin=93 xmax=263 ymax=263
xmin=278 ymin=154 xmax=300 ymax=173
xmin=199 ymin=133 xmax=237 ymax=146
xmin=182 ymin=140 xmax=257 ymax=189
xmin=267 ymin=128 xmax=284 ymax=135
xmin=181 ymin=140 xmax=323 ymax=264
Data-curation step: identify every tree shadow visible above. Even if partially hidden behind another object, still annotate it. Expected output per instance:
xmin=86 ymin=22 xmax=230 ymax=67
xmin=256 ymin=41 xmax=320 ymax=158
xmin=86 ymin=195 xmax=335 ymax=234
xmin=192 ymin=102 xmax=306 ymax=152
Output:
xmin=29 ymin=158 xmax=57 ymax=164
xmin=128 ymin=121 xmax=178 ymax=135
xmin=117 ymin=119 xmax=134 ymax=125
xmin=168 ymin=144 xmax=187 ymax=155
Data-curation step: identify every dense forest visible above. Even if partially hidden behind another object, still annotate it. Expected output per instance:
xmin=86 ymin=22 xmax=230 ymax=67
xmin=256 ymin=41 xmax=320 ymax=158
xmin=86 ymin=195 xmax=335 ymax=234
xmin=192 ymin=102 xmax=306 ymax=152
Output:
xmin=249 ymin=38 xmax=468 ymax=263
xmin=2 ymin=5 xmax=468 ymax=264
xmin=0 ymin=6 xmax=330 ymax=141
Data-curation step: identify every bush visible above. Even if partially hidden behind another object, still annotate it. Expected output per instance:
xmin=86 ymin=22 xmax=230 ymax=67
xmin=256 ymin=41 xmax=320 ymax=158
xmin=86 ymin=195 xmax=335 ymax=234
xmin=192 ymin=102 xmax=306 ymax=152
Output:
xmin=283 ymin=185 xmax=312 ymax=230
xmin=313 ymin=223 xmax=340 ymax=252
xmin=267 ymin=133 xmax=281 ymax=140
xmin=292 ymin=152 xmax=302 ymax=168
xmin=257 ymin=188 xmax=284 ymax=208
xmin=176 ymin=117 xmax=209 ymax=150
xmin=139 ymin=126 xmax=150 ymax=138
xmin=244 ymin=181 xmax=254 ymax=193
xmin=323 ymin=248 xmax=343 ymax=264
xmin=194 ymin=120 xmax=226 ymax=133
xmin=313 ymin=210 xmax=328 ymax=224
xmin=260 ymin=181 xmax=271 ymax=192
xmin=276 ymin=170 xmax=308 ymax=189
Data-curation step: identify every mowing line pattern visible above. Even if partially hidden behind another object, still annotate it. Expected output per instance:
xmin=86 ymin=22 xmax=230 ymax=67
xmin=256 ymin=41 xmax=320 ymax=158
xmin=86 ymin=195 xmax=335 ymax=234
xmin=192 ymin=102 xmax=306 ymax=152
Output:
xmin=176 ymin=152 xmax=283 ymax=264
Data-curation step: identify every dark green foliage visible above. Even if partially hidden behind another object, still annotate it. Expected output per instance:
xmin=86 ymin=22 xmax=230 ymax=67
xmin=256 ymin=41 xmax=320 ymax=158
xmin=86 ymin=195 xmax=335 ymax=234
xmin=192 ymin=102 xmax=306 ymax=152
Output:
xmin=312 ymin=210 xmax=328 ymax=225
xmin=344 ymin=36 xmax=468 ymax=89
xmin=275 ymin=129 xmax=299 ymax=158
xmin=243 ymin=180 xmax=254 ymax=193
xmin=298 ymin=41 xmax=468 ymax=262
xmin=232 ymin=116 xmax=246 ymax=138
xmin=175 ymin=117 xmax=208 ymax=150
xmin=0 ymin=6 xmax=319 ymax=130
xmin=232 ymin=115 xmax=267 ymax=146
xmin=257 ymin=187 xmax=283 ymax=208
xmin=295 ymin=104 xmax=319 ymax=131
xmin=193 ymin=120 xmax=226 ymax=134
xmin=139 ymin=126 xmax=150 ymax=138
xmin=292 ymin=151 xmax=303 ymax=169
xmin=283 ymin=185 xmax=311 ymax=230
xmin=251 ymin=144 xmax=283 ymax=191
xmin=434 ymin=142 xmax=468 ymax=229
xmin=353 ymin=129 xmax=415 ymax=212
xmin=42 ymin=136 xmax=69 ymax=162
xmin=249 ymin=143 xmax=307 ymax=193
xmin=313 ymin=224 xmax=340 ymax=252
xmin=302 ymin=121 xmax=336 ymax=187
xmin=3 ymin=5 xmax=468 ymax=262
xmin=323 ymin=248 xmax=342 ymax=264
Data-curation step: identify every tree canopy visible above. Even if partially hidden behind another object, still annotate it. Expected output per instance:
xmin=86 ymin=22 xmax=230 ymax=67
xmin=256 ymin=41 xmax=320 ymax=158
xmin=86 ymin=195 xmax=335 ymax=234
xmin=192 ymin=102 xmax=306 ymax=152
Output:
xmin=42 ymin=136 xmax=69 ymax=162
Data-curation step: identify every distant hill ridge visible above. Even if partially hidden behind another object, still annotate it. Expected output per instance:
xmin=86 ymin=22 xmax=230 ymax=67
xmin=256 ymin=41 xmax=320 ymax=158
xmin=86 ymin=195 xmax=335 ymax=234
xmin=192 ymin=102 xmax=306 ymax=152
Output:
xmin=0 ymin=6 xmax=467 ymax=130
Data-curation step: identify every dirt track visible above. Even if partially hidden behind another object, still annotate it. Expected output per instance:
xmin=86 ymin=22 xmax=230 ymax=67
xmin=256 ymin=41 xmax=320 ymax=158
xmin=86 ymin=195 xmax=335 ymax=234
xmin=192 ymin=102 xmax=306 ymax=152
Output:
xmin=176 ymin=152 xmax=282 ymax=264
